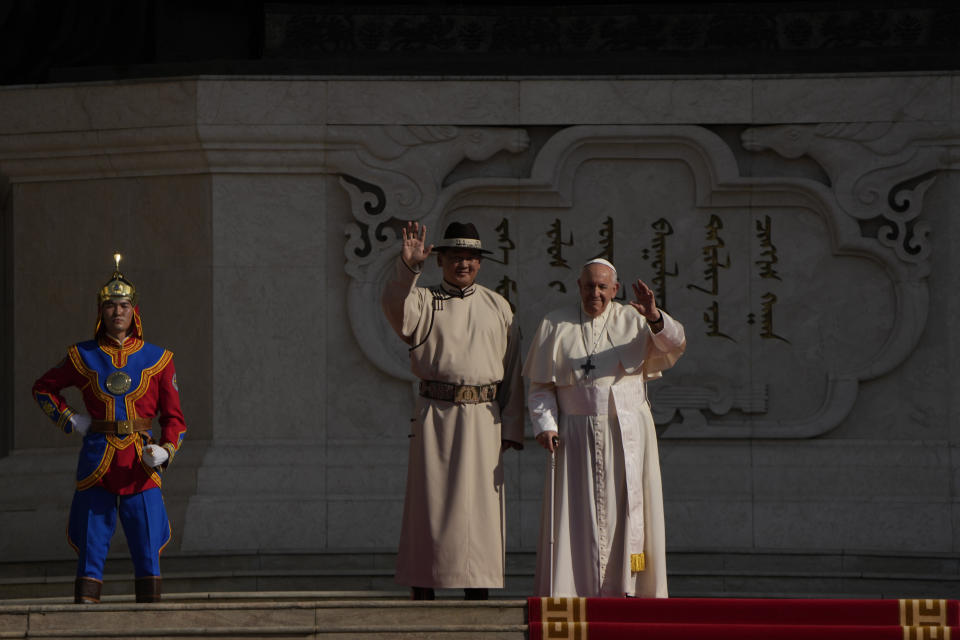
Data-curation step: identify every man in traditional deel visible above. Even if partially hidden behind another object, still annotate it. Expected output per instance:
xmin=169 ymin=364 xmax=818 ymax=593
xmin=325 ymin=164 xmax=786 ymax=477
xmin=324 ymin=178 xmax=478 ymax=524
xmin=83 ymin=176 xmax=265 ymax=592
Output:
xmin=381 ymin=221 xmax=524 ymax=601
xmin=32 ymin=255 xmax=187 ymax=604
xmin=524 ymin=258 xmax=685 ymax=598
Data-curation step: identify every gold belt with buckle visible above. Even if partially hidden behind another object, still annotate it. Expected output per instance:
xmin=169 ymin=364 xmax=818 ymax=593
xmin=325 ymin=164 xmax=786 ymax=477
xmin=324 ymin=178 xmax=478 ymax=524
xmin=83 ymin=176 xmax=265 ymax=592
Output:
xmin=90 ymin=418 xmax=153 ymax=435
xmin=418 ymin=380 xmax=499 ymax=404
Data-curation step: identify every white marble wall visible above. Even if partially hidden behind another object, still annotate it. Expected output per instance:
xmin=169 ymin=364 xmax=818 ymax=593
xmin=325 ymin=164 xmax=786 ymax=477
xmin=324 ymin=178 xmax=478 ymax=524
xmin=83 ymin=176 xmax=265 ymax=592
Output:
xmin=1 ymin=74 xmax=958 ymax=569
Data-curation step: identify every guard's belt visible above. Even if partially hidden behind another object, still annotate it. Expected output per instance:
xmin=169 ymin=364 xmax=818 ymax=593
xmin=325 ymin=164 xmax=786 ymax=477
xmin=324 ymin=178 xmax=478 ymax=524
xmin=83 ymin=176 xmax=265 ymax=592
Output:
xmin=90 ymin=418 xmax=152 ymax=436
xmin=419 ymin=380 xmax=498 ymax=404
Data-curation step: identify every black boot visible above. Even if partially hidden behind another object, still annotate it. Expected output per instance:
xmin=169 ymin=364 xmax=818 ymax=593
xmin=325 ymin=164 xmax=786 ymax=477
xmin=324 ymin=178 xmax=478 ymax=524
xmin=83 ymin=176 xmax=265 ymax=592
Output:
xmin=74 ymin=577 xmax=102 ymax=604
xmin=135 ymin=576 xmax=162 ymax=603
xmin=464 ymin=588 xmax=488 ymax=600
xmin=411 ymin=586 xmax=435 ymax=600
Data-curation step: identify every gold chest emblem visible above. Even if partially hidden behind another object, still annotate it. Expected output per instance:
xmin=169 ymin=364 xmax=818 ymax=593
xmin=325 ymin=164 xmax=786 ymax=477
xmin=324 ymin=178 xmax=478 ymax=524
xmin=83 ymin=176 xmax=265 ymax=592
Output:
xmin=105 ymin=371 xmax=132 ymax=395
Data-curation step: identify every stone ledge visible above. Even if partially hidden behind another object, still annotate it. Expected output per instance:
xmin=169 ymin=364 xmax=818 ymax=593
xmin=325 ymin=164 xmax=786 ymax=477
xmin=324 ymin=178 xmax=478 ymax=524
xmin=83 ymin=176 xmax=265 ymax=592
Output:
xmin=0 ymin=599 xmax=529 ymax=640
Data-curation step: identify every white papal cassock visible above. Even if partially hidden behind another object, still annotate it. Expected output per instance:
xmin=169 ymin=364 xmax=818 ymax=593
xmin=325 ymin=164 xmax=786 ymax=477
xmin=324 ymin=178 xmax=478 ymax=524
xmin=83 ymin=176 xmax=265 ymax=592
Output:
xmin=523 ymin=301 xmax=685 ymax=597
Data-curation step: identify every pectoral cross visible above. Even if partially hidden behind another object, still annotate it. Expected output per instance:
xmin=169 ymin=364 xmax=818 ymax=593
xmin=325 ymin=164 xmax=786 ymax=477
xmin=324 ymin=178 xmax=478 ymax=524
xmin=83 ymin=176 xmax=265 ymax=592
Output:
xmin=580 ymin=357 xmax=596 ymax=376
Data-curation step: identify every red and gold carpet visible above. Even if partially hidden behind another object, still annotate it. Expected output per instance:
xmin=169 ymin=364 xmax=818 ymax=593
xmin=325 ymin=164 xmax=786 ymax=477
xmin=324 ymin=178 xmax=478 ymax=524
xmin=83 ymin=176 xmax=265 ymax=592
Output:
xmin=528 ymin=597 xmax=958 ymax=639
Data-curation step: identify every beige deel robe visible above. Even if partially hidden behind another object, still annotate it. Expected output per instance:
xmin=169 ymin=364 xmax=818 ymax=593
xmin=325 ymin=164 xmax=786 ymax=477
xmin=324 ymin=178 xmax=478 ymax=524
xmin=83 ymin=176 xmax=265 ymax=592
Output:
xmin=382 ymin=257 xmax=524 ymax=589
xmin=523 ymin=301 xmax=685 ymax=597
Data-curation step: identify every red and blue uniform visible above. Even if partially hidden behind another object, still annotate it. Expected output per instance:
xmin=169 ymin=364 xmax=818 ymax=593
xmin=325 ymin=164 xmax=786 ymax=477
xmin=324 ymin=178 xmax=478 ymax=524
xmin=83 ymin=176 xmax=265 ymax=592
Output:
xmin=32 ymin=309 xmax=186 ymax=583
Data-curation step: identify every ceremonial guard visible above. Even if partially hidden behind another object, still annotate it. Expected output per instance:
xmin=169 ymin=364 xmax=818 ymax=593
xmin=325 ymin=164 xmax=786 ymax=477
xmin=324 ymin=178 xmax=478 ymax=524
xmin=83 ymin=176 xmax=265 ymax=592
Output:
xmin=32 ymin=255 xmax=187 ymax=603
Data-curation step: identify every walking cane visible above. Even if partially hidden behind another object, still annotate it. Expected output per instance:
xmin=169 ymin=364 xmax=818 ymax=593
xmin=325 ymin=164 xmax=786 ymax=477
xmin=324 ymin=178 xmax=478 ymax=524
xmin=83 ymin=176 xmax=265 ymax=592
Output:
xmin=548 ymin=435 xmax=559 ymax=597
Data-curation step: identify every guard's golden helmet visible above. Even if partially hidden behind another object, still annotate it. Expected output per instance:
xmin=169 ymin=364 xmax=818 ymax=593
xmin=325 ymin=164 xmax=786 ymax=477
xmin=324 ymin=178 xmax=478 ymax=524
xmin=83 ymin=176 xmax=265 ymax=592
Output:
xmin=97 ymin=253 xmax=138 ymax=306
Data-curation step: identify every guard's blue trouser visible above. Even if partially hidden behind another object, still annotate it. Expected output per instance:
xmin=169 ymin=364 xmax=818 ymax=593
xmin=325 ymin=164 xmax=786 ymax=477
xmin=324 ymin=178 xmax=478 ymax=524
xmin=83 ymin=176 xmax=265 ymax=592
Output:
xmin=67 ymin=486 xmax=170 ymax=580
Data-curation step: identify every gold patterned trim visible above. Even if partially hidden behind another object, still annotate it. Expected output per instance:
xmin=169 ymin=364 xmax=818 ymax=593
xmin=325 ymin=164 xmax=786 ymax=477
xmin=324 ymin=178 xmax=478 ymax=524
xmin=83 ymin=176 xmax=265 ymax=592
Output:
xmin=903 ymin=626 xmax=951 ymax=640
xmin=901 ymin=600 xmax=948 ymax=627
xmin=124 ymin=350 xmax=173 ymax=417
xmin=77 ymin=431 xmax=137 ymax=490
xmin=541 ymin=597 xmax=587 ymax=640
xmin=158 ymin=518 xmax=172 ymax=555
xmin=68 ymin=345 xmax=115 ymax=420
xmin=900 ymin=600 xmax=952 ymax=640
xmin=65 ymin=520 xmax=79 ymax=554
xmin=135 ymin=437 xmax=162 ymax=488
xmin=98 ymin=337 xmax=144 ymax=368
xmin=75 ymin=446 xmax=115 ymax=491
xmin=630 ymin=553 xmax=645 ymax=573
xmin=105 ymin=433 xmax=139 ymax=450
xmin=56 ymin=405 xmax=76 ymax=432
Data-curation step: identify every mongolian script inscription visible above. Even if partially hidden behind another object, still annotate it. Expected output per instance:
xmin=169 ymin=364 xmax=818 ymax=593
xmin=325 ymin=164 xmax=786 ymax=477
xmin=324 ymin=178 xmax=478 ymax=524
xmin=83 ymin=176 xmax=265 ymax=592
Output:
xmin=476 ymin=213 xmax=791 ymax=342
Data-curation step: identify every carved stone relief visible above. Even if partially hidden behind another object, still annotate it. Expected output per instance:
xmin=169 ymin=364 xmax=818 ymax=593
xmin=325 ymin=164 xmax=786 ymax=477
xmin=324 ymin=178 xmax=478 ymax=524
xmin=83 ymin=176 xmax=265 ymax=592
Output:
xmin=338 ymin=124 xmax=530 ymax=274
xmin=342 ymin=123 xmax=943 ymax=439
xmin=265 ymin=6 xmax=960 ymax=64
xmin=742 ymin=121 xmax=960 ymax=271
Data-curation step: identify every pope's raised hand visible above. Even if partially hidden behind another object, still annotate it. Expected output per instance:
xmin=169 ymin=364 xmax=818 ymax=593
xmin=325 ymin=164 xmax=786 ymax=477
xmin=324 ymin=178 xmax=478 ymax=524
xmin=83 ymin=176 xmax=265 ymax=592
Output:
xmin=629 ymin=279 xmax=660 ymax=322
xmin=401 ymin=221 xmax=434 ymax=268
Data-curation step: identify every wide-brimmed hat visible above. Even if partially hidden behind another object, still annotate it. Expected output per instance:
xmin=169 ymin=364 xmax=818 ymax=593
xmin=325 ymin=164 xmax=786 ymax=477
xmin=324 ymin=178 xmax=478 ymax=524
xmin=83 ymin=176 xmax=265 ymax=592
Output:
xmin=434 ymin=221 xmax=493 ymax=255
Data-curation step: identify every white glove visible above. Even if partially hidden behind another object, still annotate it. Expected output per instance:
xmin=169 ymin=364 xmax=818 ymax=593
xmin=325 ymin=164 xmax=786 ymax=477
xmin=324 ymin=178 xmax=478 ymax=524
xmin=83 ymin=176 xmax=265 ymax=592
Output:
xmin=71 ymin=414 xmax=91 ymax=436
xmin=142 ymin=444 xmax=169 ymax=468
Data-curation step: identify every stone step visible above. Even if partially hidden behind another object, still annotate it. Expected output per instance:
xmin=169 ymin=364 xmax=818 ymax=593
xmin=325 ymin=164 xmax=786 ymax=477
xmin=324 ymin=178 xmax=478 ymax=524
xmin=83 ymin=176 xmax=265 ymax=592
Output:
xmin=3 ymin=550 xmax=959 ymax=603
xmin=0 ymin=598 xmax=528 ymax=639
xmin=0 ymin=571 xmax=534 ymax=601
xmin=0 ymin=552 xmax=536 ymax=601
xmin=0 ymin=590 xmax=408 ymax=605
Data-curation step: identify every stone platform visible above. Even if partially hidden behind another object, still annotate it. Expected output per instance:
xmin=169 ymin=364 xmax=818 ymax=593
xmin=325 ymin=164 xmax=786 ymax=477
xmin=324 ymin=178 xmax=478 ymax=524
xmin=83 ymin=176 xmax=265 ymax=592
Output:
xmin=0 ymin=595 xmax=528 ymax=639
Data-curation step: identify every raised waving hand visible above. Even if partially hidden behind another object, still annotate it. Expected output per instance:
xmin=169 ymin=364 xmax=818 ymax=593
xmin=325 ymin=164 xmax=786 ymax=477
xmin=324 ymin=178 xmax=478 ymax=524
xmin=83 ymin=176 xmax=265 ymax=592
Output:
xmin=401 ymin=221 xmax=434 ymax=269
xmin=629 ymin=279 xmax=662 ymax=323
